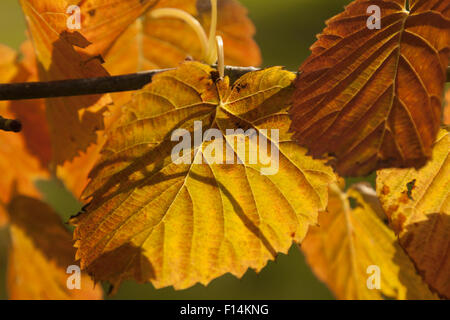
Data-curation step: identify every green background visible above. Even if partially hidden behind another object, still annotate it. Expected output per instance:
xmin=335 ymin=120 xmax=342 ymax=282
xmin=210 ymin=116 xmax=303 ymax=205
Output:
xmin=0 ymin=0 xmax=354 ymax=300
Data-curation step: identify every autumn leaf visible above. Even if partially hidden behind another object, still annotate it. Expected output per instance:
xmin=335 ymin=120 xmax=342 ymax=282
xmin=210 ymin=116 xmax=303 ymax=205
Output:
xmin=56 ymin=0 xmax=261 ymax=196
xmin=74 ymin=0 xmax=159 ymax=57
xmin=0 ymin=207 xmax=6 ymax=228
xmin=0 ymin=126 xmax=46 ymax=227
xmin=445 ymin=88 xmax=450 ymax=125
xmin=0 ymin=40 xmax=97 ymax=200
xmin=0 ymin=44 xmax=19 ymax=82
xmin=290 ymin=0 xmax=450 ymax=176
xmin=301 ymin=183 xmax=437 ymax=300
xmin=0 ymin=44 xmax=48 ymax=227
xmin=102 ymin=0 xmax=261 ymax=76
xmin=8 ymin=41 xmax=52 ymax=168
xmin=6 ymin=195 xmax=103 ymax=300
xmin=57 ymin=136 xmax=108 ymax=198
xmin=71 ymin=62 xmax=337 ymax=290
xmin=377 ymin=127 xmax=450 ymax=299
xmin=19 ymin=0 xmax=113 ymax=165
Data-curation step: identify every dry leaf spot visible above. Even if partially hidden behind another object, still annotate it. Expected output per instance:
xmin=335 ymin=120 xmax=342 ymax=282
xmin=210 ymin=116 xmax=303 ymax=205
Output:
xmin=381 ymin=185 xmax=390 ymax=196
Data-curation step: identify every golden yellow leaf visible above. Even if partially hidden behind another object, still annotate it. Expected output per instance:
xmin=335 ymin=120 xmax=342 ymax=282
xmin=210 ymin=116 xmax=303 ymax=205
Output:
xmin=19 ymin=0 xmax=113 ymax=165
xmin=302 ymin=183 xmax=437 ymax=300
xmin=377 ymin=128 xmax=450 ymax=298
xmin=0 ymin=44 xmax=48 ymax=227
xmin=71 ymin=62 xmax=337 ymax=290
xmin=6 ymin=195 xmax=103 ymax=300
xmin=290 ymin=0 xmax=450 ymax=176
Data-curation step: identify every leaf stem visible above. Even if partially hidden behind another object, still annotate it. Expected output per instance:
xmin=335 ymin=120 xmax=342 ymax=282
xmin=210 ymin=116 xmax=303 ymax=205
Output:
xmin=205 ymin=0 xmax=218 ymax=65
xmin=216 ymin=36 xmax=225 ymax=79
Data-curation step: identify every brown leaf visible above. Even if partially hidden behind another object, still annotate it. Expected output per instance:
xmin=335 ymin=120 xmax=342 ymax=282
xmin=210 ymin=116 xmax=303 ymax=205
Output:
xmin=19 ymin=0 xmax=113 ymax=165
xmin=290 ymin=0 xmax=450 ymax=176
xmin=7 ymin=195 xmax=103 ymax=300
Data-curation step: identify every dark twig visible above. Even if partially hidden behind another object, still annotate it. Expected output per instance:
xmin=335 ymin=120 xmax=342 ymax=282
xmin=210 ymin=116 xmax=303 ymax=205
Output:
xmin=0 ymin=116 xmax=22 ymax=132
xmin=0 ymin=66 xmax=259 ymax=101
xmin=0 ymin=65 xmax=448 ymax=101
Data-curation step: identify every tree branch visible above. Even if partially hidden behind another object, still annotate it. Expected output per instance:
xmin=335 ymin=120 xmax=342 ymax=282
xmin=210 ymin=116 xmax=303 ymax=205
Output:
xmin=0 ymin=65 xmax=448 ymax=101
xmin=0 ymin=66 xmax=259 ymax=101
xmin=0 ymin=116 xmax=22 ymax=132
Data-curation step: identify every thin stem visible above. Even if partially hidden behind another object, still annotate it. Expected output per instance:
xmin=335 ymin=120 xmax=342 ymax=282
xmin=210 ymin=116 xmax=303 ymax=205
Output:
xmin=216 ymin=36 xmax=225 ymax=79
xmin=149 ymin=8 xmax=209 ymax=61
xmin=206 ymin=0 xmax=218 ymax=65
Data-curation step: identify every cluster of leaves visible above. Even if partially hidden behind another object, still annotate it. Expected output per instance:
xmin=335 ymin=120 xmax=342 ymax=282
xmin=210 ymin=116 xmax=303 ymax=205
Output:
xmin=0 ymin=0 xmax=448 ymax=299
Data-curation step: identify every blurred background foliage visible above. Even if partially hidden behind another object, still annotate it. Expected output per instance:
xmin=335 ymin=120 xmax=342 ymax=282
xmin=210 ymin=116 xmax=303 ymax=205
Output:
xmin=0 ymin=0 xmax=355 ymax=300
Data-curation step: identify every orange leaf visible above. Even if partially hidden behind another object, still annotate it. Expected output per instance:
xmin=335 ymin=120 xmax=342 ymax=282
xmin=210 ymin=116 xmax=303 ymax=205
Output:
xmin=290 ymin=0 xmax=450 ymax=176
xmin=57 ymin=136 xmax=106 ymax=198
xmin=19 ymin=0 xmax=113 ymax=165
xmin=445 ymin=88 xmax=450 ymax=125
xmin=0 ymin=44 xmax=48 ymax=227
xmin=75 ymin=0 xmax=159 ymax=57
xmin=8 ymin=41 xmax=52 ymax=167
xmin=103 ymin=0 xmax=261 ymax=76
xmin=7 ymin=195 xmax=103 ymax=300
xmin=5 ymin=39 xmax=108 ymax=199
xmin=0 ymin=207 xmax=6 ymax=228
